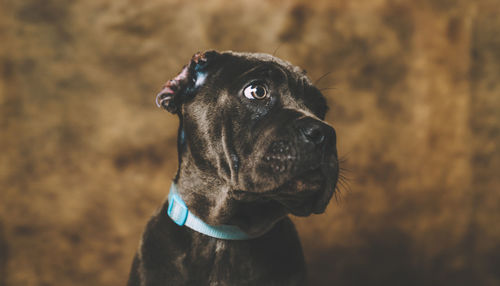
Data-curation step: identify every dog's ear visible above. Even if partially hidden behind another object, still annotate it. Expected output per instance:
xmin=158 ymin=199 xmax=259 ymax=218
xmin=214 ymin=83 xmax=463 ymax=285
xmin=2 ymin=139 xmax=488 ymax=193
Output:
xmin=155 ymin=51 xmax=219 ymax=114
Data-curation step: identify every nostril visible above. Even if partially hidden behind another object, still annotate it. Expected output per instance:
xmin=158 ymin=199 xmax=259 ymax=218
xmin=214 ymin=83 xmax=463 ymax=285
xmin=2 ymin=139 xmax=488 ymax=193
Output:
xmin=302 ymin=125 xmax=325 ymax=145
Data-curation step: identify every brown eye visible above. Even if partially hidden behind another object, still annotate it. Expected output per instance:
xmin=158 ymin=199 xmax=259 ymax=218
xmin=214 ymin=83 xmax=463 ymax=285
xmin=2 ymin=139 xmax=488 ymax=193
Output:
xmin=244 ymin=84 xmax=268 ymax=100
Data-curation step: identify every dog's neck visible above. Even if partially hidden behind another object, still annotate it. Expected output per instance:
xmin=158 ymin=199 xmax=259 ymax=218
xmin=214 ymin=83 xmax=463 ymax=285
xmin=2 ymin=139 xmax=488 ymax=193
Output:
xmin=173 ymin=157 xmax=288 ymax=237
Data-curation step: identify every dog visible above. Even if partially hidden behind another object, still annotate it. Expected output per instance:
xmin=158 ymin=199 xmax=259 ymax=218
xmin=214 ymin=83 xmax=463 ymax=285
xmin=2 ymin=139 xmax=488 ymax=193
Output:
xmin=127 ymin=51 xmax=339 ymax=286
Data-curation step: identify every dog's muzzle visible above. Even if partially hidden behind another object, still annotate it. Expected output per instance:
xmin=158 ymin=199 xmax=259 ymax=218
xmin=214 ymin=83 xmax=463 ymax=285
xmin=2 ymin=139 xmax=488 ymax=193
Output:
xmin=258 ymin=117 xmax=338 ymax=216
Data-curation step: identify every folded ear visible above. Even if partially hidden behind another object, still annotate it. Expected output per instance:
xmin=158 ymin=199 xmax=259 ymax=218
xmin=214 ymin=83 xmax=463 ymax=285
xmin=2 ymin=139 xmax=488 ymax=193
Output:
xmin=155 ymin=51 xmax=219 ymax=114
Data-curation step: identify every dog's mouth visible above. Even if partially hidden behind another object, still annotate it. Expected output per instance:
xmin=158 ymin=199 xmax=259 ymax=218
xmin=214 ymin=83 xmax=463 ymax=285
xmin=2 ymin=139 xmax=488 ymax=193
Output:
xmin=233 ymin=166 xmax=336 ymax=216
xmin=261 ymin=168 xmax=336 ymax=216
xmin=234 ymin=136 xmax=338 ymax=216
xmin=249 ymin=139 xmax=339 ymax=216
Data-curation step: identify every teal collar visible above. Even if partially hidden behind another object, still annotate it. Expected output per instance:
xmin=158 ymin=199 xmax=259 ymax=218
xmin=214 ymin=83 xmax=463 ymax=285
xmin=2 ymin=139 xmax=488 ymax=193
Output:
xmin=167 ymin=183 xmax=253 ymax=240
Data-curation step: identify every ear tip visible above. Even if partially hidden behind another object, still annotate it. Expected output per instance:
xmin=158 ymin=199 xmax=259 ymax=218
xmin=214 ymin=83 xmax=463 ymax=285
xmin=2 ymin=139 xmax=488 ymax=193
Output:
xmin=156 ymin=90 xmax=180 ymax=113
xmin=156 ymin=50 xmax=221 ymax=114
xmin=192 ymin=50 xmax=220 ymax=62
xmin=156 ymin=91 xmax=172 ymax=108
xmin=155 ymin=92 xmax=163 ymax=108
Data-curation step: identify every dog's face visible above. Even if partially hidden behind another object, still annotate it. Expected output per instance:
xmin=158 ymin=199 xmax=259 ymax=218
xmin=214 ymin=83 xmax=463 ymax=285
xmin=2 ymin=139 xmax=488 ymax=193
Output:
xmin=157 ymin=51 xmax=338 ymax=217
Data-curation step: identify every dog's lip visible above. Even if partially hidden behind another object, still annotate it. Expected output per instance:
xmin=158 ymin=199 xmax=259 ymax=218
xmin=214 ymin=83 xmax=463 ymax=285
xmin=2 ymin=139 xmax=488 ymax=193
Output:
xmin=272 ymin=191 xmax=320 ymax=216
xmin=232 ymin=168 xmax=323 ymax=196
xmin=256 ymin=168 xmax=326 ymax=215
xmin=232 ymin=161 xmax=337 ymax=214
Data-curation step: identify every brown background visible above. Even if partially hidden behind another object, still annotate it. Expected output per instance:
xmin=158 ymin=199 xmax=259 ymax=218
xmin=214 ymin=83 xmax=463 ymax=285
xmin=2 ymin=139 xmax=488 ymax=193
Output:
xmin=1 ymin=0 xmax=499 ymax=285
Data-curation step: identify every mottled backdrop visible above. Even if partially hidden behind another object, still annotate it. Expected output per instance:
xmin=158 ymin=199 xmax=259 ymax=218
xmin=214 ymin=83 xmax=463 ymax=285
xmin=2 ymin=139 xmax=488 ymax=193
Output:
xmin=1 ymin=0 xmax=499 ymax=285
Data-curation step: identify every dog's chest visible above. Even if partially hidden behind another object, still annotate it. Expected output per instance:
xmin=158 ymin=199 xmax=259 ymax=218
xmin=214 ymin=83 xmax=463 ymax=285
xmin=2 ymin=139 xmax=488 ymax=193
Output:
xmin=173 ymin=239 xmax=279 ymax=285
xmin=180 ymin=240 xmax=250 ymax=280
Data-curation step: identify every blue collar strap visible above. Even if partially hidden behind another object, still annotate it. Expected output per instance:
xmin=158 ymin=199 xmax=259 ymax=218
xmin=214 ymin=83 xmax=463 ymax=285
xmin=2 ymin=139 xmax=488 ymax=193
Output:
xmin=167 ymin=183 xmax=253 ymax=240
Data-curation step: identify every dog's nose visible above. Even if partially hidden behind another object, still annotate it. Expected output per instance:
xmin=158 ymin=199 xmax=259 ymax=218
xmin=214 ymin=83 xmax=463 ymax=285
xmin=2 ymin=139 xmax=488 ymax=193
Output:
xmin=297 ymin=119 xmax=335 ymax=147
xmin=301 ymin=123 xmax=325 ymax=145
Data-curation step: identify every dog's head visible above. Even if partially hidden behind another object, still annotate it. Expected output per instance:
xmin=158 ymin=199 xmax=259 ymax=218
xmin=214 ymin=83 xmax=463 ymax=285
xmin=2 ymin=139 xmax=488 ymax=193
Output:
xmin=157 ymin=51 xmax=338 ymax=218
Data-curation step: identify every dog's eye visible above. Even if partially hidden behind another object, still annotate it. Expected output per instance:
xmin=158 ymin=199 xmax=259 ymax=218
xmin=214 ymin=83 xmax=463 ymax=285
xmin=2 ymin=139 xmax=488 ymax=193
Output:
xmin=243 ymin=83 xmax=268 ymax=100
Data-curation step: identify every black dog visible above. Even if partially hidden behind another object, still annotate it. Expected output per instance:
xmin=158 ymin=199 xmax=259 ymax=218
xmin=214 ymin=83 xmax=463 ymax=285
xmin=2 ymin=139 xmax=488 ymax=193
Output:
xmin=127 ymin=51 xmax=338 ymax=286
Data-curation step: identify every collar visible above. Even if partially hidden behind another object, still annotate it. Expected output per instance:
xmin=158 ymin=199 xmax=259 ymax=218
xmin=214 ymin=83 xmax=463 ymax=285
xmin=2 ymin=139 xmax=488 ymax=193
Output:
xmin=167 ymin=183 xmax=254 ymax=240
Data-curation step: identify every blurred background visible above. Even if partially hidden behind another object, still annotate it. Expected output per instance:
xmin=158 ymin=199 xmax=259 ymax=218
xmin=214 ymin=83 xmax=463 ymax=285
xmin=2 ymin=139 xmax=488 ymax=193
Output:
xmin=1 ymin=0 xmax=499 ymax=285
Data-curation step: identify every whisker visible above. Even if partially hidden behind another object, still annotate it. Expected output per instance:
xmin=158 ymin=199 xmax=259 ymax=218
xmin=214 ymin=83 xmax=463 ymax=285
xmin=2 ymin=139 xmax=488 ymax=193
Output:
xmin=272 ymin=43 xmax=283 ymax=57
xmin=333 ymin=189 xmax=342 ymax=203
xmin=334 ymin=180 xmax=351 ymax=201
xmin=314 ymin=71 xmax=333 ymax=85
xmin=340 ymin=151 xmax=352 ymax=159
xmin=337 ymin=176 xmax=349 ymax=187
xmin=332 ymin=152 xmax=353 ymax=202
xmin=319 ymin=87 xmax=337 ymax=92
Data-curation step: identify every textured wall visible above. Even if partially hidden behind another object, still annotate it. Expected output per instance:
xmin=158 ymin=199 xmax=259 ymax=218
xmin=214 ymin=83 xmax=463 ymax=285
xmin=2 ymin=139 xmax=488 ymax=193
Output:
xmin=1 ymin=0 xmax=499 ymax=285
